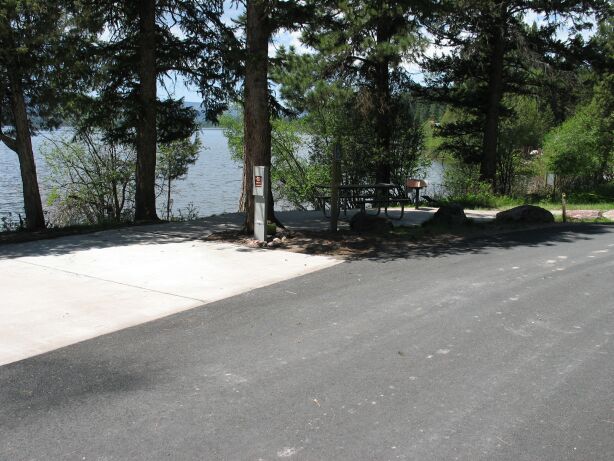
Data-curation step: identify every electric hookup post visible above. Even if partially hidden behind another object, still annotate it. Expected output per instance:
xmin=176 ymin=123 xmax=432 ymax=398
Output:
xmin=253 ymin=165 xmax=269 ymax=241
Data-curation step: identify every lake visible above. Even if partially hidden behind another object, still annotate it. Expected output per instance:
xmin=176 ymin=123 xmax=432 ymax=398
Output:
xmin=0 ymin=128 xmax=243 ymax=222
xmin=0 ymin=128 xmax=445 ymax=222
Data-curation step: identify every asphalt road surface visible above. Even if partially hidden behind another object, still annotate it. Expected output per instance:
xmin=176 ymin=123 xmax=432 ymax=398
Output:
xmin=1 ymin=224 xmax=613 ymax=460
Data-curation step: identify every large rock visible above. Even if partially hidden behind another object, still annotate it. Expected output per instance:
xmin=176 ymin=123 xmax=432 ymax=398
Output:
xmin=566 ymin=210 xmax=601 ymax=220
xmin=496 ymin=205 xmax=554 ymax=224
xmin=349 ymin=212 xmax=393 ymax=233
xmin=425 ymin=204 xmax=469 ymax=226
xmin=603 ymin=210 xmax=614 ymax=221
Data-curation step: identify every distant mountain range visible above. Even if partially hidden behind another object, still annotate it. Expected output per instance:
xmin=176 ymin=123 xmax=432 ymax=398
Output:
xmin=185 ymin=102 xmax=240 ymax=127
xmin=25 ymin=101 xmax=231 ymax=130
xmin=184 ymin=101 xmax=213 ymax=127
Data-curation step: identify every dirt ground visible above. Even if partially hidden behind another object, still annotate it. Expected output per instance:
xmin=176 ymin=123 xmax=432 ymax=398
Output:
xmin=204 ymin=221 xmax=565 ymax=259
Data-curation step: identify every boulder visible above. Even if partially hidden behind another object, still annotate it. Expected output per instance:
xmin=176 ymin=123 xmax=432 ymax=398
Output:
xmin=603 ymin=210 xmax=614 ymax=221
xmin=349 ymin=212 xmax=393 ymax=233
xmin=425 ymin=204 xmax=468 ymax=226
xmin=566 ymin=210 xmax=601 ymax=220
xmin=496 ymin=205 xmax=554 ymax=224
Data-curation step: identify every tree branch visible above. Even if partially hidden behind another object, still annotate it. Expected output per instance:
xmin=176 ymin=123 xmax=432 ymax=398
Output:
xmin=0 ymin=129 xmax=17 ymax=152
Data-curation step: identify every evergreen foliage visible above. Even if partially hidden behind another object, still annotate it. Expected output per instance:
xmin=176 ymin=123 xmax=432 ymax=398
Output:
xmin=543 ymin=15 xmax=613 ymax=189
xmin=423 ymin=0 xmax=611 ymax=189
xmin=300 ymin=0 xmax=430 ymax=183
xmin=75 ymin=0 xmax=239 ymax=221
xmin=1 ymin=1 xmax=613 ymax=231
xmin=0 ymin=0 xmax=92 ymax=229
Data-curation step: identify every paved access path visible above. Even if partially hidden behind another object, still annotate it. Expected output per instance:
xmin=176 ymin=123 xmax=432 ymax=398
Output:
xmin=0 ymin=212 xmax=341 ymax=366
xmin=0 ymin=208 xmax=496 ymax=366
xmin=1 ymin=223 xmax=613 ymax=460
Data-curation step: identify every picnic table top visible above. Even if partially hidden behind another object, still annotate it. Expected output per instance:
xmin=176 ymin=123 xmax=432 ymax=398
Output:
xmin=315 ymin=183 xmax=402 ymax=189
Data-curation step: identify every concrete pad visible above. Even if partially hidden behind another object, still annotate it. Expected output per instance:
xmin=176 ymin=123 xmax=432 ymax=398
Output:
xmin=0 ymin=206 xmax=499 ymax=366
xmin=0 ymin=238 xmax=340 ymax=366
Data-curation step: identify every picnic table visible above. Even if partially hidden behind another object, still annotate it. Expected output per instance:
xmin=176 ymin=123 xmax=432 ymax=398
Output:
xmin=315 ymin=183 xmax=414 ymax=220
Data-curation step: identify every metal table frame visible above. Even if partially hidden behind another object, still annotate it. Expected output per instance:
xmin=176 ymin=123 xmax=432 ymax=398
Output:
xmin=315 ymin=183 xmax=413 ymax=220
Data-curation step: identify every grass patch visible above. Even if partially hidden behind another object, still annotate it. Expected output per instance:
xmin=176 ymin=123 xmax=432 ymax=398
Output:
xmin=438 ymin=194 xmax=519 ymax=210
xmin=554 ymin=215 xmax=613 ymax=224
xmin=540 ymin=202 xmax=614 ymax=211
xmin=439 ymin=192 xmax=614 ymax=211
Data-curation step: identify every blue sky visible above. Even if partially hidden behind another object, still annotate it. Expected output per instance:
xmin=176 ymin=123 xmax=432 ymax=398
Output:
xmin=158 ymin=28 xmax=300 ymax=103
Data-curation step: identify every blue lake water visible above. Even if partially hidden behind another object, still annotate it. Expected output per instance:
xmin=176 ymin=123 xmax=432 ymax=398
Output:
xmin=0 ymin=128 xmax=445 ymax=222
xmin=0 ymin=128 xmax=243 ymax=221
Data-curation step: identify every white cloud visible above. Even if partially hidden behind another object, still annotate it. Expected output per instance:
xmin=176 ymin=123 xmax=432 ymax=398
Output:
xmin=270 ymin=29 xmax=313 ymax=56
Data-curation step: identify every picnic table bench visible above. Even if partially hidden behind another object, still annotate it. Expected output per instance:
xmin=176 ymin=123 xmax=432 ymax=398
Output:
xmin=315 ymin=182 xmax=420 ymax=220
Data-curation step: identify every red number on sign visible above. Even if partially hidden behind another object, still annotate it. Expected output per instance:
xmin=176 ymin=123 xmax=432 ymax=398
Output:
xmin=255 ymin=176 xmax=262 ymax=187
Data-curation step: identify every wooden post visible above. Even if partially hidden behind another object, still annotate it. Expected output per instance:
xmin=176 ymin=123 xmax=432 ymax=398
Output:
xmin=561 ymin=192 xmax=567 ymax=223
xmin=330 ymin=143 xmax=341 ymax=232
xmin=166 ymin=176 xmax=172 ymax=220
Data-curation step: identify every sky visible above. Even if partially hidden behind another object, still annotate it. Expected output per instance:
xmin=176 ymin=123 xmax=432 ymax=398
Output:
xmin=158 ymin=28 xmax=302 ymax=103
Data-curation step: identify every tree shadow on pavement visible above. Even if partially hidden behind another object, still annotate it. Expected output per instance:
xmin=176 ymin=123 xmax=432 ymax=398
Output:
xmin=0 ymin=213 xmax=245 ymax=260
xmin=1 ymin=212 xmax=611 ymax=264
xmin=0 ymin=210 xmax=337 ymax=260
xmin=0 ymin=352 xmax=161 ymax=416
xmin=290 ymin=223 xmax=614 ymax=263
xmin=365 ymin=223 xmax=614 ymax=262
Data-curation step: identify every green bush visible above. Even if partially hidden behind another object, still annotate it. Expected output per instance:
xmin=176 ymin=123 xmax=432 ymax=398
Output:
xmin=543 ymin=77 xmax=613 ymax=188
xmin=544 ymin=105 xmax=601 ymax=178
xmin=563 ymin=182 xmax=614 ymax=204
xmin=43 ymin=134 xmax=136 ymax=226
xmin=220 ymin=111 xmax=331 ymax=210
xmin=156 ymin=136 xmax=200 ymax=220
xmin=439 ymin=160 xmax=496 ymax=207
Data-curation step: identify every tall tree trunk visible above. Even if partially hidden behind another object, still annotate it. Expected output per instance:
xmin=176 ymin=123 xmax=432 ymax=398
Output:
xmin=134 ymin=0 xmax=158 ymax=222
xmin=480 ymin=20 xmax=505 ymax=189
xmin=243 ymin=0 xmax=280 ymax=232
xmin=8 ymin=72 xmax=45 ymax=230
xmin=374 ymin=60 xmax=392 ymax=185
xmin=374 ymin=15 xmax=392 ymax=185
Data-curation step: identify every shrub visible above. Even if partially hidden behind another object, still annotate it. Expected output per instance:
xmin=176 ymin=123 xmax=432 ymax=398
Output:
xmin=43 ymin=133 xmax=136 ymax=226
xmin=156 ymin=136 xmax=200 ymax=220
xmin=543 ymin=77 xmax=613 ymax=189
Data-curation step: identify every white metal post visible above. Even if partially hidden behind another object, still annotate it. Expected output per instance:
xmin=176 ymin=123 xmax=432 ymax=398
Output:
xmin=253 ymin=165 xmax=269 ymax=241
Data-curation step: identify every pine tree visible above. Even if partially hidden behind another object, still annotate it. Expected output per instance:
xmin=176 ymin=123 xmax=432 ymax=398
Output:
xmin=78 ymin=0 xmax=238 ymax=222
xmin=241 ymin=0 xmax=312 ymax=232
xmin=271 ymin=47 xmax=427 ymax=186
xmin=0 ymin=0 xmax=86 ymax=230
xmin=423 ymin=0 xmax=611 ymax=190
xmin=301 ymin=0 xmax=429 ymax=184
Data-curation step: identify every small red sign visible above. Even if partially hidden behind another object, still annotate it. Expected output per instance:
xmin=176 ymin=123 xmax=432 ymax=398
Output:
xmin=254 ymin=176 xmax=262 ymax=187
